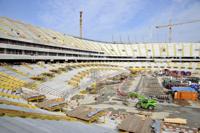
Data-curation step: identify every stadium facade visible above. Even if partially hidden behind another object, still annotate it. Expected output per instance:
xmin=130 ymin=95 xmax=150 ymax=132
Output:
xmin=0 ymin=17 xmax=199 ymax=71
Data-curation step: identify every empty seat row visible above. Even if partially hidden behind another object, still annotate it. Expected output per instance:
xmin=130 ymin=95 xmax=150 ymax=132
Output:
xmin=68 ymin=66 xmax=121 ymax=87
xmin=0 ymin=72 xmax=25 ymax=91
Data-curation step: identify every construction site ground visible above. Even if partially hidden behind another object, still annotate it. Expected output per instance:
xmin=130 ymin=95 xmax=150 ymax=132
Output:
xmin=69 ymin=73 xmax=200 ymax=129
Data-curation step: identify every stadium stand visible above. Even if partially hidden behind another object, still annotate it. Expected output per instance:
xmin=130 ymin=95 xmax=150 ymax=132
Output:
xmin=0 ymin=17 xmax=199 ymax=133
xmin=0 ymin=17 xmax=199 ymax=67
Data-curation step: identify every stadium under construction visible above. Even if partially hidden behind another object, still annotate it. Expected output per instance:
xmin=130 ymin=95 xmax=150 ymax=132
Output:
xmin=0 ymin=8 xmax=200 ymax=133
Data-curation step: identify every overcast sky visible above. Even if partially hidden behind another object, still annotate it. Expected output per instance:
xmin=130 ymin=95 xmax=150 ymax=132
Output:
xmin=0 ymin=0 xmax=200 ymax=43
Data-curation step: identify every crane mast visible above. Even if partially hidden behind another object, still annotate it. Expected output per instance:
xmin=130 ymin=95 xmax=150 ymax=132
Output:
xmin=155 ymin=19 xmax=200 ymax=43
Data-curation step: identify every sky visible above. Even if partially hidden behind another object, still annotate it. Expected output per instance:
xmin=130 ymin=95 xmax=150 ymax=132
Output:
xmin=0 ymin=0 xmax=200 ymax=43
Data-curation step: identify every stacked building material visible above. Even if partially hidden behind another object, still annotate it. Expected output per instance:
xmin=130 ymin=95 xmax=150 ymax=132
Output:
xmin=152 ymin=119 xmax=198 ymax=133
xmin=164 ymin=118 xmax=187 ymax=124
xmin=23 ymin=93 xmax=46 ymax=102
xmin=118 ymin=115 xmax=153 ymax=133
xmin=36 ymin=98 xmax=67 ymax=111
xmin=66 ymin=106 xmax=105 ymax=123
xmin=162 ymin=123 xmax=198 ymax=133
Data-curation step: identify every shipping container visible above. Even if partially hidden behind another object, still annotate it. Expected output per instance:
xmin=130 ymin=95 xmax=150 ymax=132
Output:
xmin=174 ymin=91 xmax=198 ymax=101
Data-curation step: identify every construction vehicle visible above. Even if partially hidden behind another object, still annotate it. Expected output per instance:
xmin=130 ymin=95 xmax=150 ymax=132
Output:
xmin=129 ymin=67 xmax=145 ymax=75
xmin=135 ymin=98 xmax=157 ymax=110
xmin=128 ymin=92 xmax=157 ymax=110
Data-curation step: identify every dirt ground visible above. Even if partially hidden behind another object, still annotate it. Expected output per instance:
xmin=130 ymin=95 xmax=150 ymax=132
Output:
xmin=75 ymin=73 xmax=200 ymax=129
xmin=157 ymin=104 xmax=200 ymax=128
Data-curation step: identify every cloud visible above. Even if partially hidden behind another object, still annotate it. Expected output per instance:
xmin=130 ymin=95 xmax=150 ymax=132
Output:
xmin=118 ymin=0 xmax=200 ymax=43
xmin=37 ymin=0 xmax=144 ymax=39
xmin=36 ymin=0 xmax=200 ymax=42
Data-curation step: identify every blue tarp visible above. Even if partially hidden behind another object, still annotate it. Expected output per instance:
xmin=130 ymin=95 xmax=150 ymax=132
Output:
xmin=171 ymin=87 xmax=197 ymax=92
xmin=190 ymin=84 xmax=199 ymax=90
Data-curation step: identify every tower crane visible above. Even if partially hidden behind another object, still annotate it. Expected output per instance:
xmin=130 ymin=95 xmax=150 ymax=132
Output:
xmin=155 ymin=19 xmax=200 ymax=43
